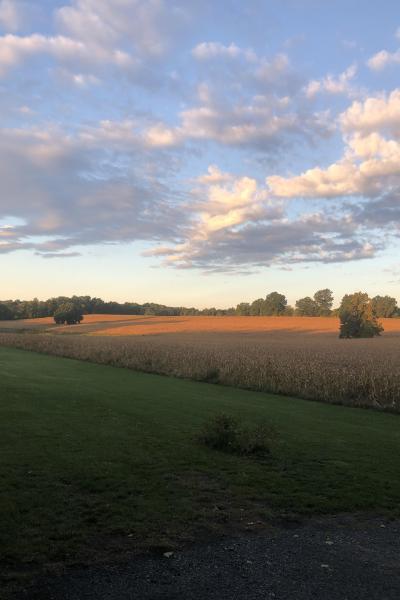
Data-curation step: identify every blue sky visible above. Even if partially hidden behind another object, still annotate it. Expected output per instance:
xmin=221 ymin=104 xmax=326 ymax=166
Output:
xmin=0 ymin=0 xmax=399 ymax=307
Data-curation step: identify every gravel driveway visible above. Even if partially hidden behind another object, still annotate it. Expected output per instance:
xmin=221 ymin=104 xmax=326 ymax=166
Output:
xmin=16 ymin=516 xmax=400 ymax=600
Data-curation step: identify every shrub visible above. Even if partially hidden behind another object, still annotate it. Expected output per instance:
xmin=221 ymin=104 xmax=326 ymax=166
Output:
xmin=198 ymin=413 xmax=239 ymax=452
xmin=198 ymin=413 xmax=274 ymax=455
xmin=237 ymin=422 xmax=275 ymax=455
xmin=201 ymin=368 xmax=220 ymax=383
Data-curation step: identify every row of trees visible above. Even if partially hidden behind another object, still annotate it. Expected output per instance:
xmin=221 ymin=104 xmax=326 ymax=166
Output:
xmin=0 ymin=290 xmax=398 ymax=322
xmin=50 ymin=291 xmax=389 ymax=337
xmin=235 ymin=290 xmax=399 ymax=318
xmin=0 ymin=295 xmax=236 ymax=321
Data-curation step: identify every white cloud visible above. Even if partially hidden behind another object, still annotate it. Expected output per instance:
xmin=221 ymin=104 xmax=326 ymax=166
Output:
xmin=145 ymin=171 xmax=284 ymax=268
xmin=137 ymin=92 xmax=333 ymax=151
xmin=346 ymin=132 xmax=400 ymax=159
xmin=0 ymin=118 xmax=396 ymax=270
xmin=175 ymin=43 xmax=331 ymax=151
xmin=304 ymin=64 xmax=357 ymax=98
xmin=144 ymin=123 xmax=182 ymax=148
xmin=195 ymin=165 xmax=234 ymax=185
xmin=0 ymin=32 xmax=136 ymax=76
xmin=367 ymin=48 xmax=400 ymax=70
xmin=179 ymin=100 xmax=300 ymax=145
xmin=78 ymin=118 xmax=182 ymax=150
xmin=144 ymin=167 xmax=383 ymax=270
xmin=192 ymin=41 xmax=257 ymax=62
xmin=192 ymin=41 xmax=291 ymax=90
xmin=341 ymin=89 xmax=400 ymax=135
xmin=367 ymin=27 xmax=400 ymax=70
xmin=0 ymin=1 xmax=191 ymax=81
xmin=0 ymin=122 xmax=186 ymax=256
xmin=56 ymin=0 xmax=188 ymax=57
xmin=267 ymin=135 xmax=400 ymax=200
xmin=0 ymin=4 xmax=398 ymax=271
xmin=265 ymin=90 xmax=400 ymax=199
xmin=267 ymin=160 xmax=363 ymax=198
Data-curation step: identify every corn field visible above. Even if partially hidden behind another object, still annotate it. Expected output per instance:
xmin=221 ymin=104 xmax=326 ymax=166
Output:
xmin=1 ymin=327 xmax=399 ymax=412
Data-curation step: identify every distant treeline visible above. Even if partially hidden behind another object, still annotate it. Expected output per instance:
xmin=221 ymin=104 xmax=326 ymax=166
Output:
xmin=235 ymin=290 xmax=399 ymax=318
xmin=0 ymin=289 xmax=398 ymax=321
xmin=0 ymin=296 xmax=236 ymax=321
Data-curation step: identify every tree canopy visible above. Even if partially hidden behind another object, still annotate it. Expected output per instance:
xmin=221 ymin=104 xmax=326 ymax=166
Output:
xmin=235 ymin=302 xmax=251 ymax=316
xmin=0 ymin=303 xmax=13 ymax=320
xmin=295 ymin=296 xmax=319 ymax=316
xmin=339 ymin=292 xmax=383 ymax=338
xmin=0 ymin=290 xmax=398 ymax=322
xmin=54 ymin=303 xmax=84 ymax=325
xmin=313 ymin=289 xmax=334 ymax=316
xmin=295 ymin=289 xmax=334 ymax=316
xmin=264 ymin=292 xmax=287 ymax=316
xmin=371 ymin=295 xmax=398 ymax=318
xmin=0 ymin=295 xmax=236 ymax=321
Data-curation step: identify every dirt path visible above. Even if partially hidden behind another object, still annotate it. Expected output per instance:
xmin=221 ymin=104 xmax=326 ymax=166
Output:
xmin=14 ymin=516 xmax=400 ymax=600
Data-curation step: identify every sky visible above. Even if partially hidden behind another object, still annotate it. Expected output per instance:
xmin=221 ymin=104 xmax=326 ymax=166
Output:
xmin=0 ymin=0 xmax=400 ymax=308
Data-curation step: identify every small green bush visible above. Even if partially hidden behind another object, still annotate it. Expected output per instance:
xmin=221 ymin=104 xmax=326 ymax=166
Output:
xmin=198 ymin=413 xmax=274 ymax=455
xmin=198 ymin=413 xmax=238 ymax=452
xmin=201 ymin=368 xmax=220 ymax=383
xmin=237 ymin=422 xmax=275 ymax=455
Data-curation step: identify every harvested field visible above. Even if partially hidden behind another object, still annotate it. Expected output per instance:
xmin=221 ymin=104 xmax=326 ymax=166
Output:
xmin=0 ymin=315 xmax=399 ymax=412
xmin=2 ymin=314 xmax=400 ymax=336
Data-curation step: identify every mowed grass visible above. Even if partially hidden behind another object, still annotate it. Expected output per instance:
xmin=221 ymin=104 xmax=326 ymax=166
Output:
xmin=1 ymin=347 xmax=400 ymax=577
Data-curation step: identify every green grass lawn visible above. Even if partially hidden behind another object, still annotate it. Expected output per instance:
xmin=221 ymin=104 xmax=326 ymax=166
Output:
xmin=1 ymin=346 xmax=400 ymax=575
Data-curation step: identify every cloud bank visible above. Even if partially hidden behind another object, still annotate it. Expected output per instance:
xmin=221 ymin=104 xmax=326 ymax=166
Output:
xmin=0 ymin=1 xmax=399 ymax=273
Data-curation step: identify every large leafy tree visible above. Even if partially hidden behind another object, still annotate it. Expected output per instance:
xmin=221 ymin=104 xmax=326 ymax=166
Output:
xmin=264 ymin=292 xmax=287 ymax=316
xmin=295 ymin=296 xmax=319 ymax=316
xmin=235 ymin=302 xmax=251 ymax=316
xmin=313 ymin=289 xmax=334 ymax=316
xmin=250 ymin=298 xmax=265 ymax=316
xmin=0 ymin=302 xmax=14 ymax=320
xmin=54 ymin=303 xmax=84 ymax=325
xmin=371 ymin=295 xmax=398 ymax=318
xmin=339 ymin=292 xmax=383 ymax=338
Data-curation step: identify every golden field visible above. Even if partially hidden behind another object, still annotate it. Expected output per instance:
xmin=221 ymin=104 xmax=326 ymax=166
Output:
xmin=0 ymin=314 xmax=399 ymax=412
xmin=2 ymin=313 xmax=400 ymax=336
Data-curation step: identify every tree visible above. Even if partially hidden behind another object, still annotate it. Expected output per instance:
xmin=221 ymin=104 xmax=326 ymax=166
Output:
xmin=236 ymin=302 xmax=251 ymax=316
xmin=250 ymin=298 xmax=265 ymax=316
xmin=0 ymin=302 xmax=14 ymax=320
xmin=54 ymin=303 xmax=84 ymax=325
xmin=295 ymin=296 xmax=318 ymax=316
xmin=371 ymin=295 xmax=398 ymax=318
xmin=263 ymin=292 xmax=287 ymax=316
xmin=339 ymin=292 xmax=383 ymax=338
xmin=313 ymin=289 xmax=334 ymax=316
